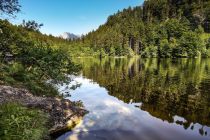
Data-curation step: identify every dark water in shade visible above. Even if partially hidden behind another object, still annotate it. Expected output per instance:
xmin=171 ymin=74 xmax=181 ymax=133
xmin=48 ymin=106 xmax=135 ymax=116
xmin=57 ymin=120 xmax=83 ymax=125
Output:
xmin=57 ymin=58 xmax=210 ymax=140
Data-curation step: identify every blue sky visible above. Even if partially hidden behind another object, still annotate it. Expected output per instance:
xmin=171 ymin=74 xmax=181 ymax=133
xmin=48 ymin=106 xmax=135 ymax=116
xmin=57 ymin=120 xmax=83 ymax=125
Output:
xmin=11 ymin=0 xmax=144 ymax=36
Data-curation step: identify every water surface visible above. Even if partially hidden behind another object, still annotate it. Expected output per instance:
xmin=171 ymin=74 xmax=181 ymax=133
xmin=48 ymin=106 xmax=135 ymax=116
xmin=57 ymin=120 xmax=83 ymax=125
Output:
xmin=58 ymin=58 xmax=210 ymax=140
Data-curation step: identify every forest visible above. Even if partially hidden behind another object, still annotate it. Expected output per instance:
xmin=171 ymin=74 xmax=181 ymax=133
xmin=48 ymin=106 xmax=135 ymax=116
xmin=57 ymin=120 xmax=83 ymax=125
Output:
xmin=78 ymin=0 xmax=210 ymax=57
xmin=1 ymin=0 xmax=210 ymax=60
xmin=1 ymin=0 xmax=210 ymax=139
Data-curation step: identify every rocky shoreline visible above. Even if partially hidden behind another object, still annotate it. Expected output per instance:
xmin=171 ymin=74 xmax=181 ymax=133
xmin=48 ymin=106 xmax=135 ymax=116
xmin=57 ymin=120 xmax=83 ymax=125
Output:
xmin=0 ymin=85 xmax=88 ymax=138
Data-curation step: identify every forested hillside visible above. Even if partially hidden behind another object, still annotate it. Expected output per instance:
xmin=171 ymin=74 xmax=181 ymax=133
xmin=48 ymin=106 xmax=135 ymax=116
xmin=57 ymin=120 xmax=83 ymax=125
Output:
xmin=79 ymin=0 xmax=210 ymax=57
xmin=2 ymin=0 xmax=210 ymax=58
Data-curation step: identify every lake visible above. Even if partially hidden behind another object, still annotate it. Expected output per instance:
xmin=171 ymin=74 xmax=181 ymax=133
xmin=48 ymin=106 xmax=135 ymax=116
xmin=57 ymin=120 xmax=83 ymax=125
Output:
xmin=58 ymin=57 xmax=210 ymax=140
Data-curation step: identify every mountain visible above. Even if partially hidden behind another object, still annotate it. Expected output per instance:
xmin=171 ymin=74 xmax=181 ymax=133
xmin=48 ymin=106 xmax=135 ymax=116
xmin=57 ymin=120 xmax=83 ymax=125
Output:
xmin=60 ymin=32 xmax=79 ymax=40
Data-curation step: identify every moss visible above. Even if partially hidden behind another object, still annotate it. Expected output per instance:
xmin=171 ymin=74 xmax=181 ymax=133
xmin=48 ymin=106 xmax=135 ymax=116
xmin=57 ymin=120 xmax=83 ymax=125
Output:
xmin=0 ymin=103 xmax=48 ymax=140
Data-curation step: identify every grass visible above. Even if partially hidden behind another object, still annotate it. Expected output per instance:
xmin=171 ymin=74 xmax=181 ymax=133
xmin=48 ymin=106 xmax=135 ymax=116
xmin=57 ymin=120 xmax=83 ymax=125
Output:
xmin=0 ymin=103 xmax=48 ymax=140
xmin=0 ymin=62 xmax=59 ymax=97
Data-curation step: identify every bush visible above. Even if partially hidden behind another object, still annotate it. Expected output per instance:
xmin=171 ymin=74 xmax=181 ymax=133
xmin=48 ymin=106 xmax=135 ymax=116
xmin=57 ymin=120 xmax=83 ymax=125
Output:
xmin=21 ymin=46 xmax=80 ymax=82
xmin=0 ymin=103 xmax=48 ymax=140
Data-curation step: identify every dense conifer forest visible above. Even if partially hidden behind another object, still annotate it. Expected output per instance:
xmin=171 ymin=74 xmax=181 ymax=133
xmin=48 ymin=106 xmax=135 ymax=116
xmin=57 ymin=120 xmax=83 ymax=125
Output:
xmin=1 ymin=0 xmax=210 ymax=58
xmin=78 ymin=0 xmax=210 ymax=57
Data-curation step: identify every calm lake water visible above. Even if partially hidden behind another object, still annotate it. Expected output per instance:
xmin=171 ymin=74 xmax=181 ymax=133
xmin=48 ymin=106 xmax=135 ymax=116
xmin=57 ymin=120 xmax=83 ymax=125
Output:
xmin=58 ymin=58 xmax=210 ymax=140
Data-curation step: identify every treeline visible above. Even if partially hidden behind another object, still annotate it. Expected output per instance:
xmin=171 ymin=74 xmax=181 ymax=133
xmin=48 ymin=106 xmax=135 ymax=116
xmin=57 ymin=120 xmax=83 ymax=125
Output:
xmin=77 ymin=0 xmax=210 ymax=57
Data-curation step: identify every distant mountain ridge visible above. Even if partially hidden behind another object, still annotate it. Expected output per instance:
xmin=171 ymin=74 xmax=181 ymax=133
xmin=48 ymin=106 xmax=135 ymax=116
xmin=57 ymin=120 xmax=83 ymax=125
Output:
xmin=59 ymin=32 xmax=79 ymax=40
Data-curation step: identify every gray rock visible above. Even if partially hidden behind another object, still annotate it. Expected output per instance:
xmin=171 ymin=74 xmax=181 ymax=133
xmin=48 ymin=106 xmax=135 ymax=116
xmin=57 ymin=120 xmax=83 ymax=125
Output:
xmin=0 ymin=85 xmax=88 ymax=138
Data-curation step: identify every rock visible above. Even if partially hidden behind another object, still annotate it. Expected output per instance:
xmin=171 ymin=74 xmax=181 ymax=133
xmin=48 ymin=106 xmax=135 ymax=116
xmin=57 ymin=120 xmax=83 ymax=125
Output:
xmin=0 ymin=85 xmax=88 ymax=138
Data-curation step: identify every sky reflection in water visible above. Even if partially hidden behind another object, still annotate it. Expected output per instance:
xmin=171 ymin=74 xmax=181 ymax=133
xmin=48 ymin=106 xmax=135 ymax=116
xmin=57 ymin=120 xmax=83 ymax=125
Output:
xmin=58 ymin=58 xmax=210 ymax=140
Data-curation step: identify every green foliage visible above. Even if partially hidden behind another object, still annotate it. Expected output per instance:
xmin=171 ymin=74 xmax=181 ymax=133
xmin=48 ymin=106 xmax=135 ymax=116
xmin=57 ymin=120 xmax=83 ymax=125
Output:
xmin=21 ymin=46 xmax=80 ymax=81
xmin=141 ymin=45 xmax=158 ymax=58
xmin=109 ymin=47 xmax=115 ymax=56
xmin=76 ymin=57 xmax=210 ymax=127
xmin=0 ymin=103 xmax=48 ymax=140
xmin=99 ymin=48 xmax=107 ymax=58
xmin=21 ymin=20 xmax=43 ymax=31
xmin=206 ymin=49 xmax=210 ymax=57
xmin=207 ymin=38 xmax=210 ymax=49
xmin=164 ymin=19 xmax=189 ymax=39
xmin=0 ymin=62 xmax=59 ymax=96
xmin=204 ymin=38 xmax=210 ymax=57
xmin=2 ymin=0 xmax=210 ymax=58
xmin=159 ymin=39 xmax=172 ymax=58
xmin=0 ymin=0 xmax=21 ymax=16
xmin=195 ymin=25 xmax=205 ymax=34
xmin=179 ymin=32 xmax=204 ymax=57
xmin=75 ymin=0 xmax=210 ymax=58
xmin=0 ymin=19 xmax=81 ymax=96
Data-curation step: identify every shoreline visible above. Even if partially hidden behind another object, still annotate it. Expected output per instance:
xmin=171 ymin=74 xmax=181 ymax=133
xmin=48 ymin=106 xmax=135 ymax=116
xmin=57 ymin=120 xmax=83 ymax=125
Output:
xmin=0 ymin=85 xmax=88 ymax=139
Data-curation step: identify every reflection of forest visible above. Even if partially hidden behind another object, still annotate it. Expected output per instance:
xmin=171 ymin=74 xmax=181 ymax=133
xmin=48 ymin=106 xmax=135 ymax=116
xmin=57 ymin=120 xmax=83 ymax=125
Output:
xmin=75 ymin=57 xmax=210 ymax=132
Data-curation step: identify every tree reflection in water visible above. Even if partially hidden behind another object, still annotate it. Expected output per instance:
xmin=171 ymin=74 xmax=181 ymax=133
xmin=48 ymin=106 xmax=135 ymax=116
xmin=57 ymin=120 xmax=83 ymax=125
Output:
xmin=58 ymin=57 xmax=210 ymax=140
